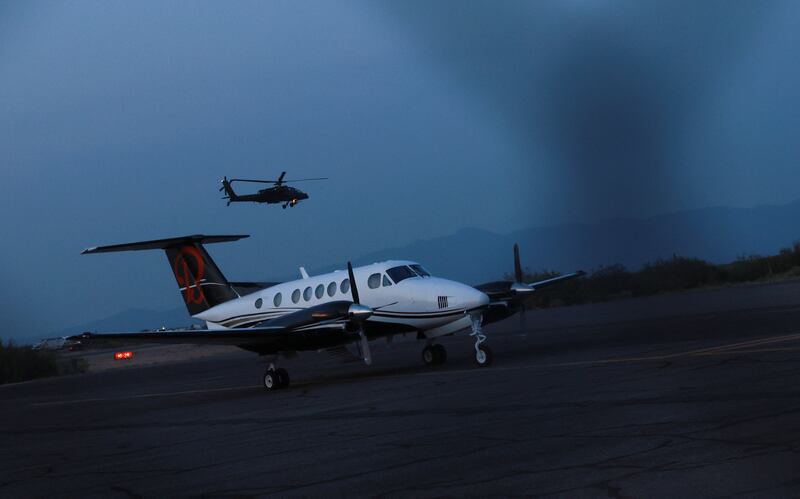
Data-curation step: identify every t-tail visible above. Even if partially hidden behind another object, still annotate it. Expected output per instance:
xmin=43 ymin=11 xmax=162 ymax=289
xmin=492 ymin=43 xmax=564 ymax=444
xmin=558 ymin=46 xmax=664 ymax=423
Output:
xmin=219 ymin=177 xmax=239 ymax=206
xmin=82 ymin=234 xmax=248 ymax=315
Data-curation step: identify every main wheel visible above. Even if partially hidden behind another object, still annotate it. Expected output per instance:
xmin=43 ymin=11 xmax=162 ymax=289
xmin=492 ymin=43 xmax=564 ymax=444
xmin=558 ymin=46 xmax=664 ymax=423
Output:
xmin=263 ymin=370 xmax=279 ymax=390
xmin=474 ymin=345 xmax=493 ymax=367
xmin=275 ymin=368 xmax=290 ymax=389
xmin=433 ymin=344 xmax=447 ymax=364
xmin=422 ymin=345 xmax=447 ymax=365
xmin=422 ymin=345 xmax=436 ymax=365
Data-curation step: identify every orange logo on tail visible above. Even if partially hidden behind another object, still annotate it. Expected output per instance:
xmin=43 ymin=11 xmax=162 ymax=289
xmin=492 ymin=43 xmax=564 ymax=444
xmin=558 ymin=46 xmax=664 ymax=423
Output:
xmin=172 ymin=246 xmax=206 ymax=304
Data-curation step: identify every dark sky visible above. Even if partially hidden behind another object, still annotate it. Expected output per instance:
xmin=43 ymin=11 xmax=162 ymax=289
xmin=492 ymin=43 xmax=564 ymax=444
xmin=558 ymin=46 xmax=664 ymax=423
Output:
xmin=2 ymin=1 xmax=800 ymax=340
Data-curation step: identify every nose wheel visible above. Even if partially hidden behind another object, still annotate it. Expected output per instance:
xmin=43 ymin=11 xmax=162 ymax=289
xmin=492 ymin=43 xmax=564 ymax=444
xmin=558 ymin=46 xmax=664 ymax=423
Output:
xmin=422 ymin=344 xmax=447 ymax=365
xmin=474 ymin=345 xmax=493 ymax=366
xmin=263 ymin=365 xmax=290 ymax=390
xmin=470 ymin=313 xmax=492 ymax=367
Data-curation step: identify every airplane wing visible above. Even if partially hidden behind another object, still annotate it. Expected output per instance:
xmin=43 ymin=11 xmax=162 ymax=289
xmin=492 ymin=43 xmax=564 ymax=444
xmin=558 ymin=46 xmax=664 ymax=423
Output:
xmin=70 ymin=328 xmax=289 ymax=347
xmin=527 ymin=271 xmax=586 ymax=290
xmin=69 ymin=300 xmax=359 ymax=354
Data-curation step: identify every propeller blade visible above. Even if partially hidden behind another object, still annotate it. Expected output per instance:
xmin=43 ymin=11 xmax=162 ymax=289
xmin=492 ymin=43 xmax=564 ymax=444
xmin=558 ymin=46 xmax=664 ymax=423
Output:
xmin=347 ymin=261 xmax=360 ymax=304
xmin=511 ymin=243 xmax=534 ymax=295
xmin=357 ymin=329 xmax=372 ymax=365
xmin=514 ymin=243 xmax=523 ymax=283
xmin=345 ymin=261 xmax=372 ymax=364
xmin=277 ymin=171 xmax=287 ymax=185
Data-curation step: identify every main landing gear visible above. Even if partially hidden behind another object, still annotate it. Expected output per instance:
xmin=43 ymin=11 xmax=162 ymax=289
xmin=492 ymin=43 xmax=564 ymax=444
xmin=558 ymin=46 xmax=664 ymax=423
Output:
xmin=263 ymin=363 xmax=290 ymax=390
xmin=422 ymin=344 xmax=447 ymax=366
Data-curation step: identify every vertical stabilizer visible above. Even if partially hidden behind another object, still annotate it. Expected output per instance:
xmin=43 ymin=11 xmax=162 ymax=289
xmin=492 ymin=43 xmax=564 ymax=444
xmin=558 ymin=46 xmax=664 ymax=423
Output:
xmin=82 ymin=234 xmax=248 ymax=315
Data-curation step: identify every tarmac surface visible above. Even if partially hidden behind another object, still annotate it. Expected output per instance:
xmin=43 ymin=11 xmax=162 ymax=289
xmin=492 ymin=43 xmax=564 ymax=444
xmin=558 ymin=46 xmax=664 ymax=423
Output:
xmin=3 ymin=280 xmax=800 ymax=497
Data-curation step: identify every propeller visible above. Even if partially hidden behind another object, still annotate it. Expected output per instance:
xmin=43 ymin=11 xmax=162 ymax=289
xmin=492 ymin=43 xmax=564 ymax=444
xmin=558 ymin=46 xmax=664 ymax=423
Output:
xmin=510 ymin=243 xmax=535 ymax=296
xmin=511 ymin=243 xmax=533 ymax=331
xmin=347 ymin=261 xmax=373 ymax=365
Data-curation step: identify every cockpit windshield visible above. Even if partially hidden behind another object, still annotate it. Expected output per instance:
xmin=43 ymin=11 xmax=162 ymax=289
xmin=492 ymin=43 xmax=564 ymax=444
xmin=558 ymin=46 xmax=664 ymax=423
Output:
xmin=409 ymin=264 xmax=430 ymax=277
xmin=387 ymin=266 xmax=417 ymax=284
xmin=387 ymin=264 xmax=431 ymax=283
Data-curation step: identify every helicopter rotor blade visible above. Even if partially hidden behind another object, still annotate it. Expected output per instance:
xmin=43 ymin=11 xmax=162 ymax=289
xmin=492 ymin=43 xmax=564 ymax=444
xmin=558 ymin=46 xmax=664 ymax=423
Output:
xmin=279 ymin=177 xmax=329 ymax=183
xmin=227 ymin=176 xmax=328 ymax=186
xmin=229 ymin=178 xmax=280 ymax=185
xmin=514 ymin=243 xmax=523 ymax=283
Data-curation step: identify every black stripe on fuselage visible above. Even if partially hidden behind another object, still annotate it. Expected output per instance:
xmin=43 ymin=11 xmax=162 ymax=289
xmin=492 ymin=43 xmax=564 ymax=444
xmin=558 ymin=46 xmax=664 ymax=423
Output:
xmin=215 ymin=306 xmax=483 ymax=329
xmin=217 ymin=309 xmax=299 ymax=327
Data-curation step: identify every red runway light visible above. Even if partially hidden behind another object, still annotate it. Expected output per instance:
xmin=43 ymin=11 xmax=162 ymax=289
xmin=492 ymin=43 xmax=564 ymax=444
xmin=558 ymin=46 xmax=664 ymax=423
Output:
xmin=115 ymin=351 xmax=133 ymax=360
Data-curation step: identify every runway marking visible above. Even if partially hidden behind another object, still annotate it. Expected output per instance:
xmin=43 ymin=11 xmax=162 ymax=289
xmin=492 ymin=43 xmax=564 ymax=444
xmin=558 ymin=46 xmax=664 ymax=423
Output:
xmin=30 ymin=333 xmax=800 ymax=406
xmin=538 ymin=332 xmax=800 ymax=368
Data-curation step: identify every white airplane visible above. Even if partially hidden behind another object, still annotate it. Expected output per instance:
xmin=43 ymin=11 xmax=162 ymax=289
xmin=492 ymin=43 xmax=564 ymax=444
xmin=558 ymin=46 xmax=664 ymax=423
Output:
xmin=72 ymin=235 xmax=583 ymax=390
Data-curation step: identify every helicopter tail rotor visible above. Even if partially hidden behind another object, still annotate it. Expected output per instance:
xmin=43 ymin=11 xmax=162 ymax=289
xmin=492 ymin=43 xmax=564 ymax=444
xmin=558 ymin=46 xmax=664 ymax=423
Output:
xmin=219 ymin=176 xmax=238 ymax=204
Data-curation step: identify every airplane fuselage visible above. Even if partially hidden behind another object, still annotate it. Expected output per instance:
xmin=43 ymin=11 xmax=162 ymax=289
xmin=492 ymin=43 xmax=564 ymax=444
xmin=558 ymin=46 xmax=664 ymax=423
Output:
xmin=196 ymin=260 xmax=490 ymax=339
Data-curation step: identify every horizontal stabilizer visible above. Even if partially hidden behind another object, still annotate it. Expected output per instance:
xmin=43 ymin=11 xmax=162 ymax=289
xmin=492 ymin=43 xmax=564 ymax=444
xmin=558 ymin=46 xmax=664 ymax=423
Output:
xmin=82 ymin=234 xmax=249 ymax=254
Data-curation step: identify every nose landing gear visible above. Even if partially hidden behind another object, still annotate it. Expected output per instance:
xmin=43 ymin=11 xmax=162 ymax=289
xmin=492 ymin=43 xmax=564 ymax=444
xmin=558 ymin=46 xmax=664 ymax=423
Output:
xmin=470 ymin=314 xmax=492 ymax=366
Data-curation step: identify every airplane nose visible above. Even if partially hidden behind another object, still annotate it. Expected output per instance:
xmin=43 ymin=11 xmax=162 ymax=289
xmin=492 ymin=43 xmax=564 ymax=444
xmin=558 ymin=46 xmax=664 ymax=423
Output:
xmin=477 ymin=290 xmax=490 ymax=307
xmin=466 ymin=286 xmax=490 ymax=310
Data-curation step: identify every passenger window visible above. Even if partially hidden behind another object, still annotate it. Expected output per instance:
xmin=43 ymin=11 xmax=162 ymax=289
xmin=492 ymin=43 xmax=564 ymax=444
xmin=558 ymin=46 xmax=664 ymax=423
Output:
xmin=382 ymin=275 xmax=392 ymax=287
xmin=368 ymin=273 xmax=381 ymax=289
xmin=327 ymin=282 xmax=337 ymax=297
xmin=292 ymin=289 xmax=301 ymax=304
xmin=255 ymin=298 xmax=263 ymax=309
xmin=273 ymin=293 xmax=282 ymax=307
xmin=303 ymin=286 xmax=312 ymax=301
xmin=315 ymin=284 xmax=324 ymax=299
xmin=340 ymin=279 xmax=350 ymax=294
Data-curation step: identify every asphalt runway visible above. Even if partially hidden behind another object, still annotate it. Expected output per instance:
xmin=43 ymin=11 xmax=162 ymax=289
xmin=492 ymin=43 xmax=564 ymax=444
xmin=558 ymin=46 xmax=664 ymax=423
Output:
xmin=3 ymin=281 xmax=800 ymax=497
